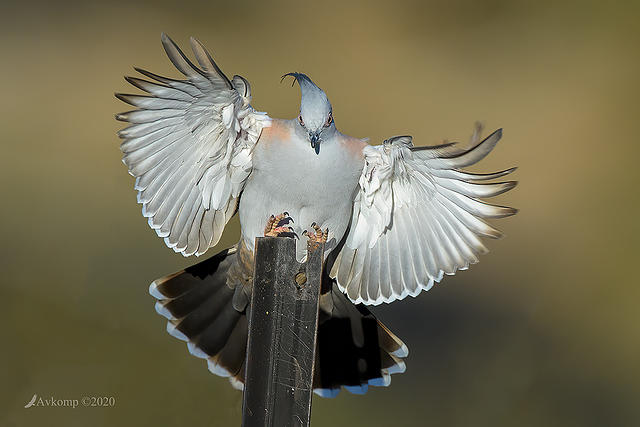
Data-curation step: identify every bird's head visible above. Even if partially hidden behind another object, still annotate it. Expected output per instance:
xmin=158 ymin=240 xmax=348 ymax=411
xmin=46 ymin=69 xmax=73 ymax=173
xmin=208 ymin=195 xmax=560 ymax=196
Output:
xmin=282 ymin=73 xmax=335 ymax=154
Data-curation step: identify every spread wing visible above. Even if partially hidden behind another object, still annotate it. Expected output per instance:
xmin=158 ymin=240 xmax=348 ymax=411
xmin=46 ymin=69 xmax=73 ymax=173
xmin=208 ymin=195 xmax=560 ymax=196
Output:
xmin=330 ymin=126 xmax=517 ymax=305
xmin=116 ymin=34 xmax=270 ymax=256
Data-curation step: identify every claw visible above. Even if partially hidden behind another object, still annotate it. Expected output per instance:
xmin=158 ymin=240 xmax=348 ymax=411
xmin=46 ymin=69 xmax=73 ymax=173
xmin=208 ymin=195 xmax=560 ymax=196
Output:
xmin=277 ymin=226 xmax=299 ymax=239
xmin=304 ymin=221 xmax=328 ymax=250
xmin=277 ymin=216 xmax=294 ymax=227
xmin=264 ymin=212 xmax=297 ymax=238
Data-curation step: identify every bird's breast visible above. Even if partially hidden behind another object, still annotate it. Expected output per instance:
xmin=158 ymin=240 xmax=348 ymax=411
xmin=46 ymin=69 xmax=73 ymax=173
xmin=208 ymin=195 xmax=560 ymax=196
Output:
xmin=239 ymin=122 xmax=364 ymax=258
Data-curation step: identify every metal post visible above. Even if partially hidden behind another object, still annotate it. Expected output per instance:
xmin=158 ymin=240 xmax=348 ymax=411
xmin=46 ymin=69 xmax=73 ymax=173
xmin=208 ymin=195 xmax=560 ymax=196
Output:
xmin=242 ymin=237 xmax=324 ymax=427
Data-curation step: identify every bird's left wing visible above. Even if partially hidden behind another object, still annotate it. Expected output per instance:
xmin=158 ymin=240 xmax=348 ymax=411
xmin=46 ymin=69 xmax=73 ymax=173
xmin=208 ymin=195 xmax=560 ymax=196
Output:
xmin=330 ymin=126 xmax=517 ymax=305
xmin=116 ymin=34 xmax=270 ymax=256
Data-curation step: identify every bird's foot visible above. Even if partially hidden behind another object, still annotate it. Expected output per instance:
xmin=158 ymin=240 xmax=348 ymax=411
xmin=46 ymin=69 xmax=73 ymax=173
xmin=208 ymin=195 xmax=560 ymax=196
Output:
xmin=303 ymin=222 xmax=328 ymax=251
xmin=264 ymin=212 xmax=297 ymax=238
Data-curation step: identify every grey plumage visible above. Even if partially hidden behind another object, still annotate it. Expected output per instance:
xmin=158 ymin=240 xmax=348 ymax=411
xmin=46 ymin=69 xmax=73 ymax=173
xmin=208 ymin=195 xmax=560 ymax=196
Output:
xmin=282 ymin=72 xmax=335 ymax=153
xmin=116 ymin=34 xmax=517 ymax=396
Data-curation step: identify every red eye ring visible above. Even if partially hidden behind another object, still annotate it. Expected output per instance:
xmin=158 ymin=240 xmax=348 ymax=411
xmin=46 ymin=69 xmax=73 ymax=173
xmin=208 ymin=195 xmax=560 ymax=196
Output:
xmin=325 ymin=112 xmax=333 ymax=127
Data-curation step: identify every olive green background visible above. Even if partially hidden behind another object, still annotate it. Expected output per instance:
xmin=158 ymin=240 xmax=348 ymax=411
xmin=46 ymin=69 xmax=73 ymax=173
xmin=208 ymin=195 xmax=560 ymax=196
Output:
xmin=1 ymin=0 xmax=638 ymax=426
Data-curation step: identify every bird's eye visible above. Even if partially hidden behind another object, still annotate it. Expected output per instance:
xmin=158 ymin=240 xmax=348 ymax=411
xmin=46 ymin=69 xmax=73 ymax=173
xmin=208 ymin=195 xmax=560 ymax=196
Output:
xmin=325 ymin=112 xmax=333 ymax=127
xmin=298 ymin=114 xmax=304 ymax=127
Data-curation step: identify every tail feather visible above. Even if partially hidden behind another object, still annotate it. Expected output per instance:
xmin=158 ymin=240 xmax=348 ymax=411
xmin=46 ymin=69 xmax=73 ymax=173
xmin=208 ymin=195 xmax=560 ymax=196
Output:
xmin=377 ymin=321 xmax=409 ymax=357
xmin=149 ymin=247 xmax=246 ymax=386
xmin=174 ymin=285 xmax=234 ymax=341
xmin=149 ymin=248 xmax=232 ymax=298
xmin=148 ymin=245 xmax=408 ymax=396
xmin=312 ymin=288 xmax=407 ymax=396
xmin=160 ymin=274 xmax=228 ymax=319
xmin=214 ymin=315 xmax=248 ymax=377
xmin=195 ymin=302 xmax=242 ymax=356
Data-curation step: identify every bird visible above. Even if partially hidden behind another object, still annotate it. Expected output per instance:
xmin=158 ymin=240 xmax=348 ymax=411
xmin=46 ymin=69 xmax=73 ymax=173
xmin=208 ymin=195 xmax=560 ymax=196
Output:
xmin=115 ymin=33 xmax=517 ymax=397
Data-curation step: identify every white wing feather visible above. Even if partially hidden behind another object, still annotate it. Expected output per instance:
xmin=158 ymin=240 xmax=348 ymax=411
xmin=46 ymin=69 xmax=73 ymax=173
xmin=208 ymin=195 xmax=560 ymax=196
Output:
xmin=116 ymin=34 xmax=271 ymax=256
xmin=331 ymin=127 xmax=517 ymax=305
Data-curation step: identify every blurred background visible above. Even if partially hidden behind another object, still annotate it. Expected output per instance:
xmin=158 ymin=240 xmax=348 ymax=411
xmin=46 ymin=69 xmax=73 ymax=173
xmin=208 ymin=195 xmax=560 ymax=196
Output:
xmin=1 ymin=0 xmax=639 ymax=425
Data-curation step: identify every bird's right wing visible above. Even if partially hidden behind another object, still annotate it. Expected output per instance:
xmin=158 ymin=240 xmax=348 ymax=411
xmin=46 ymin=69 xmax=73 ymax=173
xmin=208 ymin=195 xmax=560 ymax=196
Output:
xmin=116 ymin=34 xmax=271 ymax=256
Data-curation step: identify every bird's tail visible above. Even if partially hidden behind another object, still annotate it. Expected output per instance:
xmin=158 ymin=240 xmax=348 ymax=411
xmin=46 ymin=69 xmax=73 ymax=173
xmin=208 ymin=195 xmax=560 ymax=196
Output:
xmin=149 ymin=244 xmax=407 ymax=396
xmin=149 ymin=247 xmax=249 ymax=389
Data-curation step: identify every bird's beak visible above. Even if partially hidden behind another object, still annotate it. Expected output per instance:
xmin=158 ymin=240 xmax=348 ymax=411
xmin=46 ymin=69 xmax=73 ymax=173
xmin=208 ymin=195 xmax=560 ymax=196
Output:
xmin=310 ymin=133 xmax=320 ymax=155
